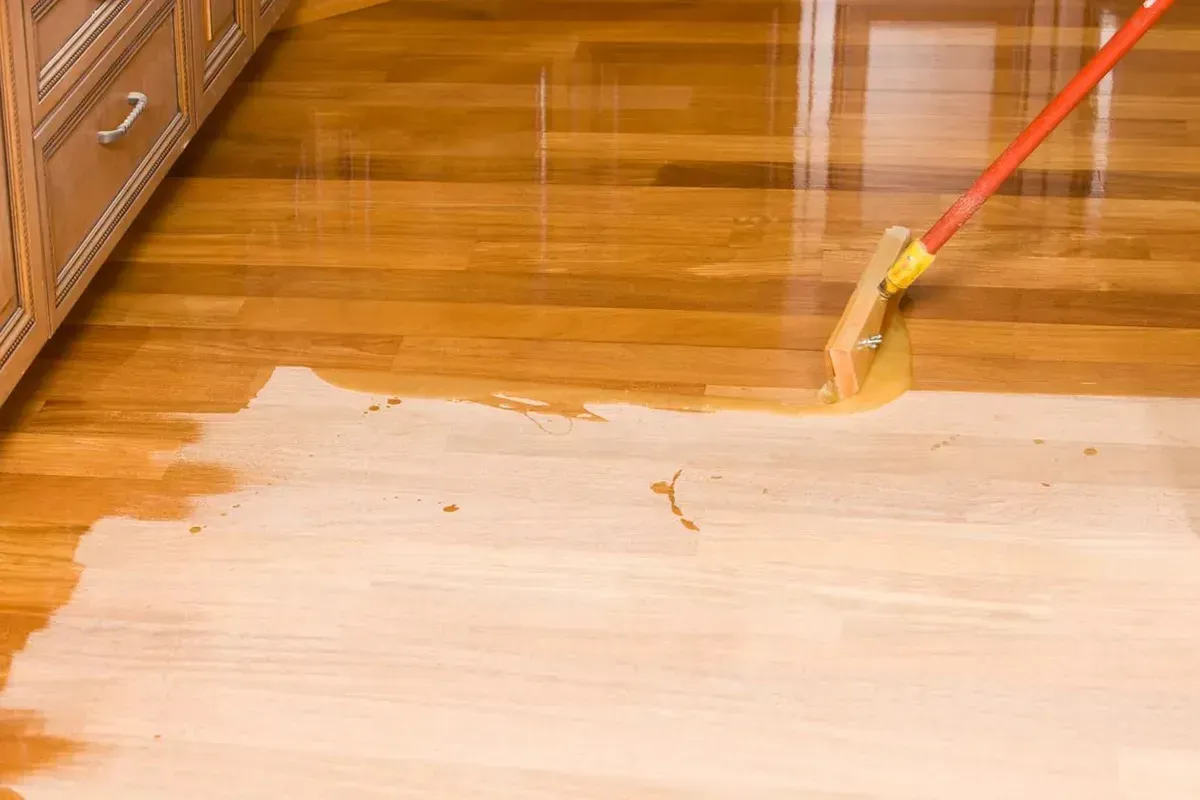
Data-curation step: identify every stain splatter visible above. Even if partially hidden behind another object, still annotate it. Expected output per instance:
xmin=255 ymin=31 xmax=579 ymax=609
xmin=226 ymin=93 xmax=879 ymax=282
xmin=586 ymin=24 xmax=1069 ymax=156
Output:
xmin=931 ymin=434 xmax=960 ymax=451
xmin=1033 ymin=438 xmax=1045 ymax=445
xmin=368 ymin=405 xmax=380 ymax=412
xmin=387 ymin=398 xmax=402 ymax=406
xmin=1084 ymin=447 xmax=1099 ymax=456
xmin=189 ymin=526 xmax=202 ymax=534
xmin=443 ymin=504 xmax=459 ymax=513
xmin=1041 ymin=482 xmax=1051 ymax=488
xmin=650 ymin=470 xmax=700 ymax=531
xmin=650 ymin=471 xmax=683 ymax=510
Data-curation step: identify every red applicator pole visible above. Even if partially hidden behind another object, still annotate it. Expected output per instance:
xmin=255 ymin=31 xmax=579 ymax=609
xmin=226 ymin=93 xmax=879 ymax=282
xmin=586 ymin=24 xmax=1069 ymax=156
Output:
xmin=923 ymin=0 xmax=1176 ymax=254
xmin=880 ymin=0 xmax=1177 ymax=296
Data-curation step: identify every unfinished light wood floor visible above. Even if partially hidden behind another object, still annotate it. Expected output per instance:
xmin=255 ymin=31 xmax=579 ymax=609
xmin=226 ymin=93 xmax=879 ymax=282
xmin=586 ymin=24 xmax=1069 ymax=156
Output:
xmin=2 ymin=0 xmax=1200 ymax=797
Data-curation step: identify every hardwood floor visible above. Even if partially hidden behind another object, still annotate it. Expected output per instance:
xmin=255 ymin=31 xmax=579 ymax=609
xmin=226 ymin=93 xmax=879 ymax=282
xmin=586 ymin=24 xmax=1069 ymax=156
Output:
xmin=2 ymin=1 xmax=1200 ymax=797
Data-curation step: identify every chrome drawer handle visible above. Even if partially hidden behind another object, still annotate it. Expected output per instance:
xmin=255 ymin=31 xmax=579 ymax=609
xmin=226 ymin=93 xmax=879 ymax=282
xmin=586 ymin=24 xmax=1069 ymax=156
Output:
xmin=97 ymin=92 xmax=148 ymax=144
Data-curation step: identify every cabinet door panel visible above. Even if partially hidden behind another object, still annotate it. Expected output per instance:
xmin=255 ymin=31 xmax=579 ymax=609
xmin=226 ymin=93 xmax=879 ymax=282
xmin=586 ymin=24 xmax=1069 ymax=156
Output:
xmin=204 ymin=0 xmax=238 ymax=42
xmin=0 ymin=111 xmax=48 ymax=406
xmin=194 ymin=0 xmax=253 ymax=122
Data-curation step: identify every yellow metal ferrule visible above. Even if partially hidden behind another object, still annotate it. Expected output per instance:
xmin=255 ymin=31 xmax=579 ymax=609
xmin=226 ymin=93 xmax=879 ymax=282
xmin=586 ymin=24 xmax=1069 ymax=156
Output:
xmin=880 ymin=240 xmax=936 ymax=297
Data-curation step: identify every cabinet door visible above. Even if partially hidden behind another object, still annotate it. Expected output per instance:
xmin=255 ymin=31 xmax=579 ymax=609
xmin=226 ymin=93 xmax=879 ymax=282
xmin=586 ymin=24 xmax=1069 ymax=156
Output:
xmin=192 ymin=0 xmax=254 ymax=122
xmin=0 ymin=103 xmax=48 ymax=405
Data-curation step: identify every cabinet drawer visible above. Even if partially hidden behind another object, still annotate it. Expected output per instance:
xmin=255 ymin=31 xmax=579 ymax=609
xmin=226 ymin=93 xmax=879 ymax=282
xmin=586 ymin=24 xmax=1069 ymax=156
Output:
xmin=34 ymin=0 xmax=190 ymax=317
xmin=25 ymin=0 xmax=152 ymax=122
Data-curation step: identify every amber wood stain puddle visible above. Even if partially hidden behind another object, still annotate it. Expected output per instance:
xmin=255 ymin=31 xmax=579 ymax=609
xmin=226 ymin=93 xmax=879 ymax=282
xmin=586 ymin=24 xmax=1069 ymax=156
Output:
xmin=651 ymin=470 xmax=700 ymax=531
xmin=0 ymin=407 xmax=248 ymax=793
xmin=313 ymin=314 xmax=914 ymax=423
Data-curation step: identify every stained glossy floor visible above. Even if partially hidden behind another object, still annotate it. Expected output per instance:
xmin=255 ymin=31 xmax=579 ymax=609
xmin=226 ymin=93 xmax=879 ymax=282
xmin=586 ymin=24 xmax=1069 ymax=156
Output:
xmin=2 ymin=1 xmax=1200 ymax=797
xmin=65 ymin=0 xmax=1200 ymax=404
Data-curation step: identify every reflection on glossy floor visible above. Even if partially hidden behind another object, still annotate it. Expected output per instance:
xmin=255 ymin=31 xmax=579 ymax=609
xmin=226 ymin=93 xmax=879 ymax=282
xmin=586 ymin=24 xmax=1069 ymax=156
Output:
xmin=2 ymin=0 xmax=1200 ymax=797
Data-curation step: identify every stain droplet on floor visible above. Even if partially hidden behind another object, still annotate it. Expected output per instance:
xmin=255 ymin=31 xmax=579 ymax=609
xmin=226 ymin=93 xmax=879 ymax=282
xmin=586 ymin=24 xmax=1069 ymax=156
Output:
xmin=650 ymin=470 xmax=699 ymax=531
xmin=189 ymin=526 xmax=202 ymax=534
xmin=1041 ymin=482 xmax=1051 ymax=488
xmin=368 ymin=405 xmax=380 ymax=412
xmin=1084 ymin=447 xmax=1099 ymax=456
xmin=443 ymin=504 xmax=459 ymax=513
xmin=1033 ymin=438 xmax=1045 ymax=445
xmin=387 ymin=397 xmax=402 ymax=406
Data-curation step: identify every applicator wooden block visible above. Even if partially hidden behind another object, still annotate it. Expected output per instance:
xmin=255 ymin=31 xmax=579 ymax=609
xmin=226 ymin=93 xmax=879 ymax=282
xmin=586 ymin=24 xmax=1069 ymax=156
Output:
xmin=824 ymin=226 xmax=911 ymax=401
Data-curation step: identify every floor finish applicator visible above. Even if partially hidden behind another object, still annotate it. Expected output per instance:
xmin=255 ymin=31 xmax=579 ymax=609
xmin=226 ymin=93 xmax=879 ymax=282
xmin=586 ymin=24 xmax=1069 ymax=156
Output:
xmin=824 ymin=0 xmax=1177 ymax=401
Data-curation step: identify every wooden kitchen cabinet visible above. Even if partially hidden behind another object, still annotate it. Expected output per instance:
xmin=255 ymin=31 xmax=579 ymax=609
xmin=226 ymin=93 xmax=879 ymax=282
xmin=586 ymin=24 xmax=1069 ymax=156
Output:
xmin=0 ymin=0 xmax=290 ymax=406
xmin=192 ymin=0 xmax=254 ymax=122
xmin=0 ymin=13 xmax=49 ymax=403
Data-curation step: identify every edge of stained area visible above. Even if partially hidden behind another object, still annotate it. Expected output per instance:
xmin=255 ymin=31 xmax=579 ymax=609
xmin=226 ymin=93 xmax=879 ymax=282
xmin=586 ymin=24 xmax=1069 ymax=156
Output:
xmin=314 ymin=313 xmax=913 ymax=423
xmin=0 ymin=293 xmax=911 ymax=790
xmin=0 ymin=364 xmax=267 ymax=793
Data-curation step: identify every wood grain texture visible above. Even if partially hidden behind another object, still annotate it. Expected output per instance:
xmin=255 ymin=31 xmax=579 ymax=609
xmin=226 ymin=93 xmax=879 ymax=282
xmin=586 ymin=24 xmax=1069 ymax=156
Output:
xmin=0 ymin=0 xmax=1199 ymax=796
